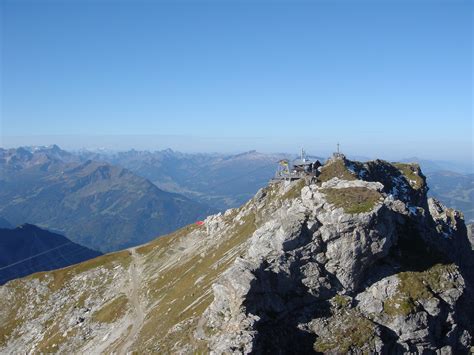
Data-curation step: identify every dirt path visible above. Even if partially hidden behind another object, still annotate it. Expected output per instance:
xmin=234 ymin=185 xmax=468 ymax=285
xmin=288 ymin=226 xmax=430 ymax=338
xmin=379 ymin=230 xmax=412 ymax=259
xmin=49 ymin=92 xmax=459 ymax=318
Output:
xmin=114 ymin=248 xmax=146 ymax=354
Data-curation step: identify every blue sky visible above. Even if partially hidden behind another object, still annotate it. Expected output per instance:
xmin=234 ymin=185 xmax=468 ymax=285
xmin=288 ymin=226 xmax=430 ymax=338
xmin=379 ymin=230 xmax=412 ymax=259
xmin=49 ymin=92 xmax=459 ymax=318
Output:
xmin=1 ymin=0 xmax=472 ymax=161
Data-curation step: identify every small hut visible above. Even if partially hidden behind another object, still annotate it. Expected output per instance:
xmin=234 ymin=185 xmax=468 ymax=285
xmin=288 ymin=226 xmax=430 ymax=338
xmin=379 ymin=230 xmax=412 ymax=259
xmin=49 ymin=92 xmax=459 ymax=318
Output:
xmin=271 ymin=148 xmax=321 ymax=182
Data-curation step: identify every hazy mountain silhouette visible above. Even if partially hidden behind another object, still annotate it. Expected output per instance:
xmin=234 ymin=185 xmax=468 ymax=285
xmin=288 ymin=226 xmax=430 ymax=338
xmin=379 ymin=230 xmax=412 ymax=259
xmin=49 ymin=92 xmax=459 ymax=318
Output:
xmin=0 ymin=146 xmax=214 ymax=252
xmin=0 ymin=218 xmax=12 ymax=229
xmin=426 ymin=170 xmax=474 ymax=223
xmin=0 ymin=224 xmax=102 ymax=285
xmin=79 ymin=149 xmax=324 ymax=210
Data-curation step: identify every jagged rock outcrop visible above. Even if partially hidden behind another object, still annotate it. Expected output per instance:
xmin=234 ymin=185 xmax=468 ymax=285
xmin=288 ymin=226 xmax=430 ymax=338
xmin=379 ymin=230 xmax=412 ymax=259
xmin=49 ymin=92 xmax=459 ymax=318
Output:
xmin=202 ymin=157 xmax=474 ymax=354
xmin=0 ymin=156 xmax=472 ymax=354
xmin=468 ymin=224 xmax=474 ymax=249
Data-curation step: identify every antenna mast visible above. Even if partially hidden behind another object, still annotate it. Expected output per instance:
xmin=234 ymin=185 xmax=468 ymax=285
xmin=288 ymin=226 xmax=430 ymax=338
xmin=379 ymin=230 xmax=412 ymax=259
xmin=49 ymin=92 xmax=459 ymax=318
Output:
xmin=301 ymin=147 xmax=306 ymax=162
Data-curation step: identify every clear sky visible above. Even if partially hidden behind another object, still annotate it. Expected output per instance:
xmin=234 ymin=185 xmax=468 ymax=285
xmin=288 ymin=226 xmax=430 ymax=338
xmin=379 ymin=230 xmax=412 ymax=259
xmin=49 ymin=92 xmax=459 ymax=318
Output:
xmin=1 ymin=0 xmax=472 ymax=162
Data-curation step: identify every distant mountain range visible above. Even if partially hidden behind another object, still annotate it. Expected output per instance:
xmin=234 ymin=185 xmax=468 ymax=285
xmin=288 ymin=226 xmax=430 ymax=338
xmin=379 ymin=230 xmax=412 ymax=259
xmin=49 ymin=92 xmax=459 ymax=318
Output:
xmin=1 ymin=145 xmax=472 ymax=252
xmin=0 ymin=146 xmax=214 ymax=252
xmin=78 ymin=149 xmax=473 ymax=221
xmin=0 ymin=224 xmax=101 ymax=285
xmin=78 ymin=149 xmax=323 ymax=210
xmin=399 ymin=157 xmax=473 ymax=174
xmin=425 ymin=170 xmax=474 ymax=223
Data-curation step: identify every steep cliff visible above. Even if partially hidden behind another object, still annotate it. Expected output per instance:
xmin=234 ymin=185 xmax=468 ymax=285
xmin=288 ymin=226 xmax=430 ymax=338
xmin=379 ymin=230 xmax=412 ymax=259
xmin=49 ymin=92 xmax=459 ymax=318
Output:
xmin=0 ymin=156 xmax=472 ymax=353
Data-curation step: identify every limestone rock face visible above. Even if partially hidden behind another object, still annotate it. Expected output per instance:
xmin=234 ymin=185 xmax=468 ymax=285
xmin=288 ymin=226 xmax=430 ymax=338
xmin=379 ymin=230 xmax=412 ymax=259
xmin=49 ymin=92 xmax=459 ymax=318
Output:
xmin=0 ymin=158 xmax=472 ymax=354
xmin=468 ymin=223 xmax=474 ymax=249
xmin=429 ymin=198 xmax=465 ymax=238
xmin=202 ymin=159 xmax=474 ymax=354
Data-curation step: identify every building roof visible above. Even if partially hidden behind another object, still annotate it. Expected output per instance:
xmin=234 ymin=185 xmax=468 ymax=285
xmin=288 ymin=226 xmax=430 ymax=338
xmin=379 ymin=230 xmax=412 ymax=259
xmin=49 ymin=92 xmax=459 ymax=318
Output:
xmin=293 ymin=159 xmax=313 ymax=166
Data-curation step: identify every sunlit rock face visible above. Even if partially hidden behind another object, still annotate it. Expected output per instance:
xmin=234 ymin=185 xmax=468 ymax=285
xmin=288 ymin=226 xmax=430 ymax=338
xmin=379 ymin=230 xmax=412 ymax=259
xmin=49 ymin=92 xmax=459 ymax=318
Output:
xmin=204 ymin=158 xmax=473 ymax=354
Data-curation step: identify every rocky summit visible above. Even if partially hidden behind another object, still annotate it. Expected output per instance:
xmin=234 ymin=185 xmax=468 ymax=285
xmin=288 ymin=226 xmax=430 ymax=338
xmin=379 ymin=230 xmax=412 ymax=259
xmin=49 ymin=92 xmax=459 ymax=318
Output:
xmin=0 ymin=156 xmax=473 ymax=354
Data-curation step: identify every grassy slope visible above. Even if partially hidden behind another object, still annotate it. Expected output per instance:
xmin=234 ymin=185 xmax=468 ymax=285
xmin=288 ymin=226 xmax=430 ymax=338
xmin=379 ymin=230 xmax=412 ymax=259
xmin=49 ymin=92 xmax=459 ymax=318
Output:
xmin=0 ymin=250 xmax=132 ymax=351
xmin=322 ymin=187 xmax=382 ymax=214
xmin=318 ymin=159 xmax=357 ymax=183
xmin=0 ymin=180 xmax=299 ymax=353
xmin=392 ymin=163 xmax=424 ymax=190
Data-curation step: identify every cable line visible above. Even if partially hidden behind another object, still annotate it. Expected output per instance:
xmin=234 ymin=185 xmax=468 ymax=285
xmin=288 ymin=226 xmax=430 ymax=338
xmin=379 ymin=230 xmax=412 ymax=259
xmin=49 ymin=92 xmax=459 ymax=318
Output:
xmin=0 ymin=241 xmax=73 ymax=271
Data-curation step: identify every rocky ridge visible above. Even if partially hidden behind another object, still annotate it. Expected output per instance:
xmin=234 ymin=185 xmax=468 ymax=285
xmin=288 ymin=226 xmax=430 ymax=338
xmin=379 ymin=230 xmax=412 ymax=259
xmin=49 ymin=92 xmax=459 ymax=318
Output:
xmin=0 ymin=156 xmax=472 ymax=353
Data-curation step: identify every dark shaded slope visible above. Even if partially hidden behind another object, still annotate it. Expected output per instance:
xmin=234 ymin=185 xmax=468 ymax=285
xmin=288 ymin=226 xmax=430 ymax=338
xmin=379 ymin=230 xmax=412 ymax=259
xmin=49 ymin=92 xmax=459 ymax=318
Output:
xmin=0 ymin=218 xmax=12 ymax=229
xmin=0 ymin=224 xmax=102 ymax=285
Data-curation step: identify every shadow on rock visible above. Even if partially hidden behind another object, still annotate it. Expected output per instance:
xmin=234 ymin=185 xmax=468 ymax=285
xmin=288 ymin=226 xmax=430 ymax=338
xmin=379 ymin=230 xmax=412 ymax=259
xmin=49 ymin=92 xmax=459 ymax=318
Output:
xmin=243 ymin=261 xmax=331 ymax=355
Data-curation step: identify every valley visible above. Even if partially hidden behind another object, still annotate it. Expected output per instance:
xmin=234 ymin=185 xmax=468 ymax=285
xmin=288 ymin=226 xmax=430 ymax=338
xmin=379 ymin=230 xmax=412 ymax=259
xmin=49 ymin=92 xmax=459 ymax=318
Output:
xmin=0 ymin=146 xmax=213 ymax=252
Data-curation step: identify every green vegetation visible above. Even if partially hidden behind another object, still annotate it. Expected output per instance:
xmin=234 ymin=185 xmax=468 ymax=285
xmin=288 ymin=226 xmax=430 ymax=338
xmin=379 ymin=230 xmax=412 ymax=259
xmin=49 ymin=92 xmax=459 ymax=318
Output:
xmin=383 ymin=294 xmax=416 ymax=317
xmin=36 ymin=323 xmax=77 ymax=353
xmin=332 ymin=294 xmax=351 ymax=308
xmin=134 ymin=206 xmax=259 ymax=352
xmin=0 ymin=282 xmax=29 ymax=347
xmin=263 ymin=183 xmax=281 ymax=204
xmin=322 ymin=187 xmax=382 ymax=214
xmin=136 ymin=223 xmax=199 ymax=255
xmin=92 ymin=294 xmax=129 ymax=323
xmin=0 ymin=252 xmax=127 ymax=348
xmin=263 ymin=179 xmax=306 ymax=208
xmin=383 ymin=263 xmax=458 ymax=317
xmin=314 ymin=310 xmax=376 ymax=353
xmin=393 ymin=163 xmax=424 ymax=189
xmin=37 ymin=326 xmax=76 ymax=352
xmin=34 ymin=250 xmax=131 ymax=291
xmin=280 ymin=179 xmax=306 ymax=200
xmin=319 ymin=159 xmax=357 ymax=183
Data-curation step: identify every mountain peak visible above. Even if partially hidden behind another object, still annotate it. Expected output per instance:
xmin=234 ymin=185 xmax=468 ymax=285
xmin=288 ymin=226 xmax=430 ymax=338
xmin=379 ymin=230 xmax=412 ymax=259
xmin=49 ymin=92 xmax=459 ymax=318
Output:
xmin=17 ymin=223 xmax=39 ymax=230
xmin=0 ymin=156 xmax=472 ymax=353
